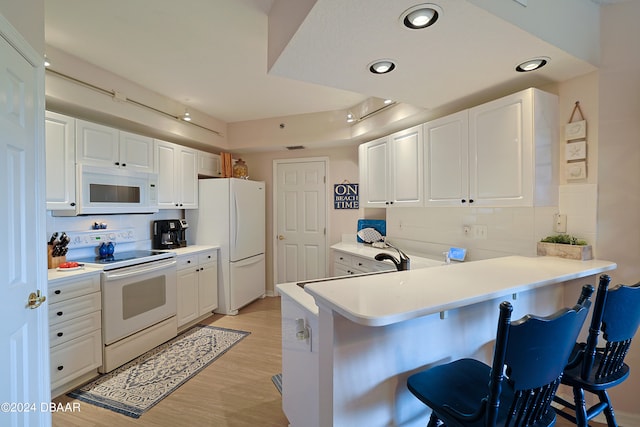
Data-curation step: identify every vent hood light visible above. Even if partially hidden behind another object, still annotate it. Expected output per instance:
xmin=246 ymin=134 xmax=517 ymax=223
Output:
xmin=515 ymin=57 xmax=549 ymax=72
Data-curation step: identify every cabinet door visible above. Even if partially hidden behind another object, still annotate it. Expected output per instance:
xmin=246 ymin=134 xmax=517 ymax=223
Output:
xmin=155 ymin=139 xmax=178 ymax=208
xmin=424 ymin=110 xmax=469 ymax=206
xmin=179 ymin=147 xmax=198 ymax=209
xmin=120 ymin=131 xmax=154 ymax=173
xmin=198 ymin=262 xmax=218 ymax=315
xmin=76 ymin=120 xmax=119 ymax=167
xmin=177 ymin=267 xmax=198 ymax=327
xmin=45 ymin=112 xmax=77 ymax=211
xmin=469 ymin=90 xmax=533 ymax=206
xmin=197 ymin=151 xmax=221 ymax=177
xmin=390 ymin=125 xmax=423 ymax=206
xmin=359 ymin=137 xmax=390 ymax=207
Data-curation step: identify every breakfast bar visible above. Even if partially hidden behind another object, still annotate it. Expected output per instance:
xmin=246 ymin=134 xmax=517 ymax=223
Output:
xmin=277 ymin=256 xmax=616 ymax=427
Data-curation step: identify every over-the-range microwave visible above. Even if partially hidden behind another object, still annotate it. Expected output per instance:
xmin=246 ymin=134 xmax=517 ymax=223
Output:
xmin=52 ymin=164 xmax=159 ymax=216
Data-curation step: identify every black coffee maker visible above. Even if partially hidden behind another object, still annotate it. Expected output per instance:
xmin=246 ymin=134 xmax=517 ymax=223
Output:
xmin=152 ymin=219 xmax=188 ymax=249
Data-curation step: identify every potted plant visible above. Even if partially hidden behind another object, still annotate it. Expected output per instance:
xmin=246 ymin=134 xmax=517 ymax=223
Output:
xmin=537 ymin=234 xmax=592 ymax=260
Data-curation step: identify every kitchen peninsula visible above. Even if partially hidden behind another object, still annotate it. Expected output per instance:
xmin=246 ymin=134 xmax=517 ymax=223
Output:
xmin=277 ymin=255 xmax=616 ymax=427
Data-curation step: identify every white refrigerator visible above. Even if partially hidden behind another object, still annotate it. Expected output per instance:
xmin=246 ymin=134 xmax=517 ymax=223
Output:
xmin=186 ymin=178 xmax=266 ymax=315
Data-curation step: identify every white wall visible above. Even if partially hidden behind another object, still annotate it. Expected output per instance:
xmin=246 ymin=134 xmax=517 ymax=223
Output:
xmin=240 ymin=145 xmax=363 ymax=293
xmin=594 ymin=1 xmax=640 ymax=419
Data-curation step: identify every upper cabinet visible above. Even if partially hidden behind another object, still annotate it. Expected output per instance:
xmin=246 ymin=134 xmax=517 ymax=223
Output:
xmin=76 ymin=120 xmax=154 ymax=173
xmin=45 ymin=112 xmax=76 ymax=211
xmin=424 ymin=88 xmax=558 ymax=207
xmin=155 ymin=139 xmax=198 ymax=209
xmin=359 ymin=125 xmax=423 ymax=208
xmin=197 ymin=151 xmax=222 ymax=178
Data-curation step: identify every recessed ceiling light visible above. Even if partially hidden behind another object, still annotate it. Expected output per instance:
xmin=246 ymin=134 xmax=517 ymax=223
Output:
xmin=369 ymin=60 xmax=396 ymax=74
xmin=515 ymin=57 xmax=549 ymax=72
xmin=400 ymin=4 xmax=441 ymax=30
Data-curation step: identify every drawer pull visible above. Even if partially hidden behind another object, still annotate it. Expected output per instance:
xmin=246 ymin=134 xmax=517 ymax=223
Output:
xmin=187 ymin=260 xmax=191 ymax=264
xmin=56 ymin=311 xmax=63 ymax=316
xmin=57 ymin=332 xmax=63 ymax=337
xmin=57 ymin=366 xmax=64 ymax=371
xmin=54 ymin=290 xmax=61 ymax=295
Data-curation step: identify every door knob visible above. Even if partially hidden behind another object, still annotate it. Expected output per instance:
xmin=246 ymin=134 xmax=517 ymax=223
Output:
xmin=278 ymin=235 xmax=285 ymax=240
xmin=27 ymin=290 xmax=46 ymax=309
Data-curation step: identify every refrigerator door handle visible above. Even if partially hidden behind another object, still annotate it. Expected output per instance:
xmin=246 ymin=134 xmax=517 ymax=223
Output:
xmin=231 ymin=191 xmax=238 ymax=250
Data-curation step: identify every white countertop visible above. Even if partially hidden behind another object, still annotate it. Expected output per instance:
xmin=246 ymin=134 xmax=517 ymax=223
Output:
xmin=331 ymin=242 xmax=443 ymax=269
xmin=162 ymin=245 xmax=220 ymax=256
xmin=48 ymin=266 xmax=102 ymax=282
xmin=280 ymin=255 xmax=616 ymax=327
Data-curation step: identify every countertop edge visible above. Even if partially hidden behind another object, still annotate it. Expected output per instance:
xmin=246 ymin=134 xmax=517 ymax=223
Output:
xmin=305 ymin=256 xmax=617 ymax=327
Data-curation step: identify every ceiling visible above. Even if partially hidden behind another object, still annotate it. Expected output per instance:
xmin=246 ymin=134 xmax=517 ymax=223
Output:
xmin=45 ymin=0 xmax=603 ymax=125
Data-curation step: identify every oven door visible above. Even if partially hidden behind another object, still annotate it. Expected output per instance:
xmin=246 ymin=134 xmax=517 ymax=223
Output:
xmin=102 ymin=258 xmax=177 ymax=345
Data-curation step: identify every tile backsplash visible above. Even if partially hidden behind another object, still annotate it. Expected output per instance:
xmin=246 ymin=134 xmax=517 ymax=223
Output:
xmin=46 ymin=209 xmax=183 ymax=260
xmin=385 ymin=205 xmax=558 ymax=261
xmin=382 ymin=184 xmax=597 ymax=261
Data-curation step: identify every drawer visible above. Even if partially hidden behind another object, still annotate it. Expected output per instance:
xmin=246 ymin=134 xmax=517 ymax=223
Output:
xmin=198 ymin=250 xmax=217 ymax=265
xmin=48 ymin=273 xmax=100 ymax=304
xmin=350 ymin=256 xmax=371 ymax=270
xmin=333 ymin=252 xmax=352 ymax=267
xmin=177 ymin=254 xmax=198 ymax=270
xmin=49 ymin=292 xmax=101 ymax=326
xmin=50 ymin=311 xmax=101 ymax=348
xmin=50 ymin=330 xmax=102 ymax=389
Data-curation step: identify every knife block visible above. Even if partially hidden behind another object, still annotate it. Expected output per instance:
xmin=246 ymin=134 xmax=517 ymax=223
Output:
xmin=47 ymin=244 xmax=66 ymax=269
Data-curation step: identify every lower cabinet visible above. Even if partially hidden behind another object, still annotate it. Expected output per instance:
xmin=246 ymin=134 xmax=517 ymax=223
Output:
xmin=48 ymin=272 xmax=102 ymax=397
xmin=332 ymin=250 xmax=395 ymax=276
xmin=177 ymin=249 xmax=218 ymax=330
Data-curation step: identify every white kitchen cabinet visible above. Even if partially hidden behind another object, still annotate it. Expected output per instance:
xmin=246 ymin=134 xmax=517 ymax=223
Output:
xmin=48 ymin=272 xmax=102 ymax=397
xmin=76 ymin=120 xmax=154 ymax=172
xmin=424 ymin=88 xmax=558 ymax=207
xmin=45 ymin=111 xmax=77 ymax=211
xmin=332 ymin=250 xmax=394 ymax=277
xmin=176 ymin=249 xmax=218 ymax=330
xmin=155 ymin=139 xmax=199 ymax=209
xmin=359 ymin=125 xmax=423 ymax=208
xmin=197 ymin=151 xmax=222 ymax=177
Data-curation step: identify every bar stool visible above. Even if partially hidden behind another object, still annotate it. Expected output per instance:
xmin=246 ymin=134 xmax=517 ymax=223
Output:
xmin=406 ymin=285 xmax=594 ymax=427
xmin=554 ymin=274 xmax=640 ymax=426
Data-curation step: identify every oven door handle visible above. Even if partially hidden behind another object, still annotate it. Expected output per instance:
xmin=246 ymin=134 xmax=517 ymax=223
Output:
xmin=103 ymin=258 xmax=177 ymax=280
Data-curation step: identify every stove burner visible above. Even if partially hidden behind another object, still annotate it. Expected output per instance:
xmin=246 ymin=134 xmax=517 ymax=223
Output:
xmin=72 ymin=250 xmax=175 ymax=270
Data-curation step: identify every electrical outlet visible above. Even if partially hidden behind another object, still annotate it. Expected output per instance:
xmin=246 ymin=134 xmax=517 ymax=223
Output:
xmin=463 ymin=225 xmax=471 ymax=236
xmin=472 ymin=224 xmax=488 ymax=240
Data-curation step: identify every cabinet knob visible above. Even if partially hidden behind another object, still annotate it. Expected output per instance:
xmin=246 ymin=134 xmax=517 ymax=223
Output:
xmin=187 ymin=260 xmax=191 ymax=263
xmin=122 ymin=163 xmax=126 ymax=167
xmin=461 ymin=199 xmax=466 ymax=203
xmin=57 ymin=332 xmax=63 ymax=337
xmin=469 ymin=199 xmax=474 ymax=204
xmin=57 ymin=311 xmax=63 ymax=316
xmin=70 ymin=202 xmax=76 ymax=207
xmin=57 ymin=366 xmax=64 ymax=371
xmin=54 ymin=290 xmax=61 ymax=295
xmin=115 ymin=162 xmax=120 ymax=166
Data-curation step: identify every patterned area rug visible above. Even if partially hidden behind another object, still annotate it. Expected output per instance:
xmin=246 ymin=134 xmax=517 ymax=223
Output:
xmin=68 ymin=325 xmax=249 ymax=418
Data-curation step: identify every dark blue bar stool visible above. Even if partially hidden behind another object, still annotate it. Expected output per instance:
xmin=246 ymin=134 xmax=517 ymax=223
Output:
xmin=406 ymin=285 xmax=594 ymax=427
xmin=554 ymin=274 xmax=640 ymax=426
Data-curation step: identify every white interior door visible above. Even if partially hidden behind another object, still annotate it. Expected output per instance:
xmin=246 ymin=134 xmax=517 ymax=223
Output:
xmin=0 ymin=16 xmax=50 ymax=426
xmin=275 ymin=159 xmax=327 ymax=284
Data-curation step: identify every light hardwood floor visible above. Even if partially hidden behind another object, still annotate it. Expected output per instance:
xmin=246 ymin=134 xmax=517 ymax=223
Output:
xmin=52 ymin=296 xmax=288 ymax=427
xmin=52 ymin=295 xmax=596 ymax=427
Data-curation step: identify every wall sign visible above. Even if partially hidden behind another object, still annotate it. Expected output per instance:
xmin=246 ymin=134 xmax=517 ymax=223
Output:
xmin=334 ymin=183 xmax=359 ymax=209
